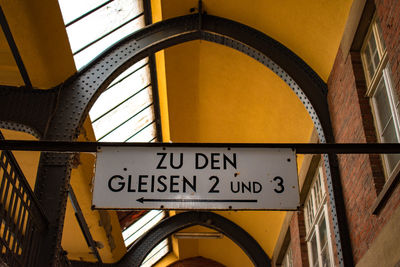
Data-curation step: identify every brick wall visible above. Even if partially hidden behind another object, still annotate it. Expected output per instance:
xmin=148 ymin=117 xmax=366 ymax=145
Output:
xmin=289 ymin=212 xmax=308 ymax=267
xmin=376 ymin=0 xmax=400 ymax=99
xmin=327 ymin=0 xmax=400 ymax=263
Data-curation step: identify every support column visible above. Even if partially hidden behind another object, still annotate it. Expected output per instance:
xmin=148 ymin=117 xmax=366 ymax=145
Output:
xmin=34 ymin=153 xmax=73 ymax=266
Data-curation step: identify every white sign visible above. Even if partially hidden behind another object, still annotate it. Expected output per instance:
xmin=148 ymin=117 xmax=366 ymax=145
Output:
xmin=92 ymin=146 xmax=299 ymax=210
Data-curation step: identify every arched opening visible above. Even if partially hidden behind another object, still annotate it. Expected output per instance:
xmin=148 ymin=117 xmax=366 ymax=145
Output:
xmin=119 ymin=211 xmax=271 ymax=267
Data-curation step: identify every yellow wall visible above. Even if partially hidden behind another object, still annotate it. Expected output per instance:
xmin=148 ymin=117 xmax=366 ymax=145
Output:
xmin=160 ymin=40 xmax=313 ymax=265
xmin=155 ymin=50 xmax=171 ymax=142
xmin=61 ymin=118 xmax=126 ymax=263
xmin=158 ymin=0 xmax=353 ymax=81
xmin=0 ymin=129 xmax=40 ymax=189
xmin=0 ymin=0 xmax=76 ymax=88
xmin=165 ymin=40 xmax=314 ymax=143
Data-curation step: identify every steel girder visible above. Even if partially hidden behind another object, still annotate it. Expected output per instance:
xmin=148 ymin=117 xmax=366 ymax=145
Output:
xmin=0 ymin=13 xmax=353 ymax=266
xmin=118 ymin=211 xmax=271 ymax=267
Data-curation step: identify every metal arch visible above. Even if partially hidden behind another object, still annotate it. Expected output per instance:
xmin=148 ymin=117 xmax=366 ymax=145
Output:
xmin=30 ymin=13 xmax=353 ymax=266
xmin=0 ymin=85 xmax=58 ymax=138
xmin=44 ymin=14 xmax=331 ymax=142
xmin=118 ymin=211 xmax=271 ymax=267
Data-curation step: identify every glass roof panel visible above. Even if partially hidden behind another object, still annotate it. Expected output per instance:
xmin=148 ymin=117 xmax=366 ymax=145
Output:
xmin=141 ymin=239 xmax=169 ymax=267
xmin=125 ymin=121 xmax=157 ymax=143
xmin=63 ymin=0 xmax=143 ymax=52
xmin=89 ymin=61 xmax=150 ymax=121
xmin=58 ymin=0 xmax=166 ymax=264
xmin=123 ymin=210 xmax=165 ymax=246
xmin=58 ymin=0 xmax=110 ymax=25
xmin=92 ymin=90 xmax=153 ymax=140
xmin=98 ymin=105 xmax=154 ymax=142
xmin=108 ymin=58 xmax=149 ymax=88
xmin=73 ymin=15 xmax=145 ymax=69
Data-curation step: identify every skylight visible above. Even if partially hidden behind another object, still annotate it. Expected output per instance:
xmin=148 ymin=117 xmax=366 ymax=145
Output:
xmin=58 ymin=0 xmax=145 ymax=70
xmin=57 ymin=0 xmax=168 ymax=265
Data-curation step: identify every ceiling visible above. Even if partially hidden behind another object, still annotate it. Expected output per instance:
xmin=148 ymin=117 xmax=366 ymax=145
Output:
xmin=0 ymin=0 xmax=355 ymax=265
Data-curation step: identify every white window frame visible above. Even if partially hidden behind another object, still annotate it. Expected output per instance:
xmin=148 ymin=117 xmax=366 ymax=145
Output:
xmin=281 ymin=244 xmax=293 ymax=267
xmin=361 ymin=14 xmax=400 ymax=180
xmin=304 ymin=165 xmax=334 ymax=267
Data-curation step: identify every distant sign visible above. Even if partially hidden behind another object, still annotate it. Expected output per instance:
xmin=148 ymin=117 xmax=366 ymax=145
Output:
xmin=92 ymin=146 xmax=299 ymax=210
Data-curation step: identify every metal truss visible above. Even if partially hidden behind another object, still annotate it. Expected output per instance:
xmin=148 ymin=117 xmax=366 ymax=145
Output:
xmin=0 ymin=12 xmax=353 ymax=266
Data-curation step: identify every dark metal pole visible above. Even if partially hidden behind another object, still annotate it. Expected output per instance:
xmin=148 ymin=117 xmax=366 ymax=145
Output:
xmin=68 ymin=185 xmax=103 ymax=263
xmin=0 ymin=6 xmax=32 ymax=88
xmin=1 ymin=140 xmax=400 ymax=154
xmin=143 ymin=0 xmax=163 ymax=142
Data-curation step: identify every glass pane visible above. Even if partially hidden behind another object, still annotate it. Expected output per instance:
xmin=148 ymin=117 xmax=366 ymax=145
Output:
xmin=311 ymin=235 xmax=319 ymax=267
xmin=73 ymin=15 xmax=145 ymax=69
xmin=386 ymin=153 xmax=400 ymax=176
xmin=318 ymin=217 xmax=328 ymax=252
xmin=89 ymin=60 xmax=150 ymax=121
xmin=58 ymin=0 xmax=110 ymax=24
xmin=123 ymin=210 xmax=164 ymax=246
xmin=126 ymin=121 xmax=157 ymax=143
xmin=305 ymin=203 xmax=311 ymax=232
xmin=321 ymin=246 xmax=331 ymax=267
xmin=99 ymin=106 xmax=154 ymax=142
xmin=141 ymin=239 xmax=169 ymax=267
xmin=66 ymin=0 xmax=143 ymax=53
xmin=364 ymin=33 xmax=380 ymax=80
xmin=282 ymin=245 xmax=293 ymax=267
xmin=373 ymin=76 xmax=393 ymax=131
xmin=383 ymin=66 xmax=399 ymax=115
xmin=364 ymin=46 xmax=375 ymax=81
xmin=381 ymin=118 xmax=398 ymax=143
xmin=376 ymin=18 xmax=386 ymax=51
xmin=314 ymin=172 xmax=323 ymax=209
xmin=382 ymin=119 xmax=400 ymax=173
xmin=108 ymin=58 xmax=149 ymax=88
xmin=306 ymin=196 xmax=315 ymax=227
xmin=92 ymin=90 xmax=153 ymax=140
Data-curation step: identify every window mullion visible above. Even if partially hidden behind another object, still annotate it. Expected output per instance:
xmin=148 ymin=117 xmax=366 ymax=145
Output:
xmin=382 ymin=68 xmax=400 ymax=140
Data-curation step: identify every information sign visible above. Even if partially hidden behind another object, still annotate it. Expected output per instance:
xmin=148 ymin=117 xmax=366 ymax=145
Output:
xmin=92 ymin=146 xmax=299 ymax=210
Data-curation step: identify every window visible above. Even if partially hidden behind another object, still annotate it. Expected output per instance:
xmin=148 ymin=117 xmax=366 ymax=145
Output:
xmin=57 ymin=1 xmax=168 ymax=265
xmin=305 ymin=165 xmax=334 ymax=267
xmin=361 ymin=15 xmax=400 ymax=179
xmin=122 ymin=210 xmax=169 ymax=267
xmin=281 ymin=245 xmax=293 ymax=267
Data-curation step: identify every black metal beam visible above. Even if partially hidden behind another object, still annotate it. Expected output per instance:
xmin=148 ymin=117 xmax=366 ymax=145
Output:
xmin=9 ymin=13 xmax=353 ymax=267
xmin=0 ymin=86 xmax=58 ymax=138
xmin=0 ymin=6 xmax=32 ymax=88
xmin=1 ymin=140 xmax=400 ymax=154
xmin=143 ymin=0 xmax=163 ymax=142
xmin=68 ymin=185 xmax=102 ymax=263
xmin=65 ymin=0 xmax=115 ymax=27
xmin=119 ymin=211 xmax=271 ymax=267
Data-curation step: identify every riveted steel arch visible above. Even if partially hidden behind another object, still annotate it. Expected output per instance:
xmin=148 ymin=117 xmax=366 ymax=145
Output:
xmin=29 ymin=13 xmax=353 ymax=266
xmin=45 ymin=14 xmax=331 ymax=142
xmin=117 ymin=211 xmax=270 ymax=267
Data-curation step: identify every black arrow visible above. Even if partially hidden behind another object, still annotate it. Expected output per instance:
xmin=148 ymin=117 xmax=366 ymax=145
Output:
xmin=136 ymin=197 xmax=257 ymax=203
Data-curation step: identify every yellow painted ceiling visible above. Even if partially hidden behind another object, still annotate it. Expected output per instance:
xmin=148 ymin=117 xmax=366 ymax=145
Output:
xmin=0 ymin=0 xmax=76 ymax=88
xmin=165 ymin=40 xmax=314 ymax=143
xmin=0 ymin=0 xmax=356 ymax=265
xmin=155 ymin=0 xmax=353 ymax=81
xmin=155 ymin=0 xmax=354 ymax=264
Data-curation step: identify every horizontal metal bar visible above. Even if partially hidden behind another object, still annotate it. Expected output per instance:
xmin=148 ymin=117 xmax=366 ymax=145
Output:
xmin=2 ymin=141 xmax=400 ymax=154
xmin=97 ymin=103 xmax=153 ymax=141
xmin=73 ymin=12 xmax=144 ymax=56
xmin=0 ymin=6 xmax=32 ymax=88
xmin=92 ymin=83 xmax=151 ymax=123
xmin=105 ymin=62 xmax=149 ymax=91
xmin=124 ymin=120 xmax=155 ymax=142
xmin=68 ymin=185 xmax=102 ymax=263
xmin=65 ymin=0 xmax=115 ymax=27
